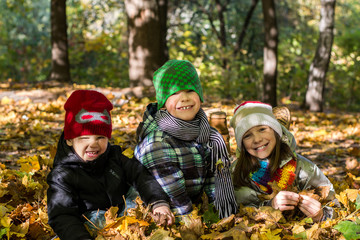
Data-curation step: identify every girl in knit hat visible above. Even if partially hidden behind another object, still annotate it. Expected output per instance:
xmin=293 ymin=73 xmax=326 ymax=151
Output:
xmin=230 ymin=101 xmax=335 ymax=222
xmin=135 ymin=60 xmax=237 ymax=219
xmin=47 ymin=90 xmax=174 ymax=240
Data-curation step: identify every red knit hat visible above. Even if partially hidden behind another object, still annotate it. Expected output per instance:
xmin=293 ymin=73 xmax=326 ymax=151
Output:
xmin=64 ymin=90 xmax=113 ymax=140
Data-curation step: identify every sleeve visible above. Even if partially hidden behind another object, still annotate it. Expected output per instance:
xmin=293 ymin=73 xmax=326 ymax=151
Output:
xmin=296 ymin=154 xmax=335 ymax=201
xmin=118 ymin=148 xmax=170 ymax=209
xmin=47 ymin=169 xmax=93 ymax=240
xmin=134 ymin=139 xmax=193 ymax=215
xmin=234 ymin=186 xmax=262 ymax=207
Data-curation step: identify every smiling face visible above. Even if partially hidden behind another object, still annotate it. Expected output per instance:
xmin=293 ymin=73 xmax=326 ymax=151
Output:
xmin=242 ymin=125 xmax=276 ymax=160
xmin=164 ymin=90 xmax=201 ymax=121
xmin=66 ymin=135 xmax=108 ymax=161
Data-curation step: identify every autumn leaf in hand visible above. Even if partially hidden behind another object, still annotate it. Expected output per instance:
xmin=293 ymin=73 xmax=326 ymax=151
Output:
xmin=299 ymin=185 xmax=331 ymax=203
xmin=258 ymin=181 xmax=283 ymax=201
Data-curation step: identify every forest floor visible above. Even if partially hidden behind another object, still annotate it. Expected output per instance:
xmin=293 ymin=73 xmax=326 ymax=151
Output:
xmin=1 ymin=83 xmax=360 ymax=239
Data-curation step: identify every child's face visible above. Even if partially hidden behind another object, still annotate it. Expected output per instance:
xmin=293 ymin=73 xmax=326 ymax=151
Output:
xmin=66 ymin=135 xmax=109 ymax=161
xmin=242 ymin=125 xmax=276 ymax=160
xmin=164 ymin=90 xmax=200 ymax=121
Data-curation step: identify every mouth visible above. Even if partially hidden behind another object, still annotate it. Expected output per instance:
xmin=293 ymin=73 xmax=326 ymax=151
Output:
xmin=86 ymin=151 xmax=99 ymax=158
xmin=255 ymin=143 xmax=268 ymax=151
xmin=177 ymin=105 xmax=193 ymax=110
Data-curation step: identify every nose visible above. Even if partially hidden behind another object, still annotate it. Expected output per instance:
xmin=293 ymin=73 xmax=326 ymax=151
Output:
xmin=89 ymin=138 xmax=99 ymax=148
xmin=179 ymin=91 xmax=190 ymax=101
xmin=253 ymin=132 xmax=262 ymax=143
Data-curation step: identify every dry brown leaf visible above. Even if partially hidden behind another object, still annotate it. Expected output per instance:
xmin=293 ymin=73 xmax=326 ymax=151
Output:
xmin=212 ymin=214 xmax=235 ymax=232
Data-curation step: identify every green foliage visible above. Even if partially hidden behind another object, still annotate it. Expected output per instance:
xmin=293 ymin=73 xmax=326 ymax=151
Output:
xmin=293 ymin=231 xmax=307 ymax=239
xmin=0 ymin=228 xmax=7 ymax=239
xmin=327 ymin=0 xmax=360 ymax=111
xmin=334 ymin=220 xmax=360 ymax=240
xmin=0 ymin=0 xmax=51 ymax=82
xmin=66 ymin=0 xmax=129 ymax=87
xmin=201 ymin=204 xmax=219 ymax=226
xmin=1 ymin=0 xmax=360 ymax=110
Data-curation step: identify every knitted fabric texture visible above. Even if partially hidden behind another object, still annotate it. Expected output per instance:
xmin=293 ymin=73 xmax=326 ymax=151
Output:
xmin=250 ymin=159 xmax=297 ymax=194
xmin=64 ymin=90 xmax=113 ymax=140
xmin=230 ymin=101 xmax=282 ymax=149
xmin=153 ymin=60 xmax=204 ymax=109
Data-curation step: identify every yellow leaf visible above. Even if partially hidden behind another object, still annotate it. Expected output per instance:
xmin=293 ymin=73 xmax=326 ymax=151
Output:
xmin=22 ymin=175 xmax=29 ymax=186
xmin=141 ymin=97 xmax=151 ymax=104
xmin=10 ymin=220 xmax=29 ymax=236
xmin=0 ymin=184 xmax=9 ymax=198
xmin=1 ymin=96 xmax=14 ymax=105
xmin=0 ymin=215 xmax=12 ymax=228
xmin=313 ymin=129 xmax=327 ymax=137
xmin=148 ymin=229 xmax=174 ymax=240
xmin=292 ymin=224 xmax=306 ymax=234
xmin=306 ymin=223 xmax=320 ymax=239
xmin=0 ymin=205 xmax=9 ymax=217
xmin=122 ymin=148 xmax=134 ymax=158
xmin=17 ymin=155 xmax=40 ymax=173
xmin=261 ymin=228 xmax=281 ymax=240
xmin=183 ymin=31 xmax=192 ymax=37
xmin=336 ymin=191 xmax=349 ymax=208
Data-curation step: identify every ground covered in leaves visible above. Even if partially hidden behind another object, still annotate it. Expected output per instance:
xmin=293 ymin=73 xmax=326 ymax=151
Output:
xmin=1 ymin=85 xmax=360 ymax=240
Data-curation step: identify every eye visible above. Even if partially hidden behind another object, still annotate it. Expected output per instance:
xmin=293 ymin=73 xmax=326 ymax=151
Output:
xmin=187 ymin=90 xmax=195 ymax=93
xmin=243 ymin=133 xmax=251 ymax=140
xmin=97 ymin=136 xmax=106 ymax=140
xmin=259 ymin=126 xmax=268 ymax=132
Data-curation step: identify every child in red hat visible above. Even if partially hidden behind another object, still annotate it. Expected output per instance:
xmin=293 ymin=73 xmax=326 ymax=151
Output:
xmin=47 ymin=90 xmax=174 ymax=240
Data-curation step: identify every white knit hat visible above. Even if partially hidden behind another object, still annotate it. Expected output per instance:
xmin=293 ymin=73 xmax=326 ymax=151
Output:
xmin=230 ymin=101 xmax=282 ymax=149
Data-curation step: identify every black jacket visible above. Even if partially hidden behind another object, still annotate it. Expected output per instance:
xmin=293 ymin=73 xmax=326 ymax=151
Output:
xmin=47 ymin=133 xmax=169 ymax=240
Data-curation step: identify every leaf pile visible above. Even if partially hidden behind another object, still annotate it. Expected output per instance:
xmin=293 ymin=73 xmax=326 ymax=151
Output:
xmin=1 ymin=87 xmax=360 ymax=239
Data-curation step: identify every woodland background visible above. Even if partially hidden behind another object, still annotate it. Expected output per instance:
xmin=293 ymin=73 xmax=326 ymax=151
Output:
xmin=1 ymin=0 xmax=360 ymax=239
xmin=0 ymin=0 xmax=359 ymax=111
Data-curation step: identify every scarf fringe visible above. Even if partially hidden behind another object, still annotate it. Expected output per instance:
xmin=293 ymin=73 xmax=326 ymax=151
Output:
xmin=214 ymin=167 xmax=238 ymax=219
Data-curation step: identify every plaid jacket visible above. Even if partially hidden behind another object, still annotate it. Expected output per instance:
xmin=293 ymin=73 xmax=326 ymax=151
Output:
xmin=135 ymin=103 xmax=215 ymax=215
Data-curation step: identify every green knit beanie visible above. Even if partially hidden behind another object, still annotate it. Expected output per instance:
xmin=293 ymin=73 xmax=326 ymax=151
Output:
xmin=153 ymin=59 xmax=204 ymax=109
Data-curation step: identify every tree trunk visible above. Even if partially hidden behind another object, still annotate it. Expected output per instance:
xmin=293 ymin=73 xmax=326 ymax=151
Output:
xmin=304 ymin=0 xmax=336 ymax=112
xmin=234 ymin=0 xmax=259 ymax=57
xmin=50 ymin=0 xmax=71 ymax=83
xmin=261 ymin=0 xmax=278 ymax=106
xmin=125 ymin=0 xmax=168 ymax=94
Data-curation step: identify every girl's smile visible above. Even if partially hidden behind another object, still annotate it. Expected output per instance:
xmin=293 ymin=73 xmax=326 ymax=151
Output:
xmin=242 ymin=125 xmax=277 ymax=159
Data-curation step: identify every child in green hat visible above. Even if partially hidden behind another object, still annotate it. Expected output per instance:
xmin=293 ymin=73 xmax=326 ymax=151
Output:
xmin=134 ymin=60 xmax=237 ymax=218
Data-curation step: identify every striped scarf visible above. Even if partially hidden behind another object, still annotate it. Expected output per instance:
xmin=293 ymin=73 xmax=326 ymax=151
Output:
xmin=156 ymin=108 xmax=238 ymax=218
xmin=250 ymin=158 xmax=297 ymax=194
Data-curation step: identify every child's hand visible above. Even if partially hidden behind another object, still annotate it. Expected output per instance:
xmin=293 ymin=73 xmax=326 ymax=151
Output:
xmin=271 ymin=191 xmax=300 ymax=211
xmin=298 ymin=195 xmax=323 ymax=222
xmin=152 ymin=205 xmax=175 ymax=226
